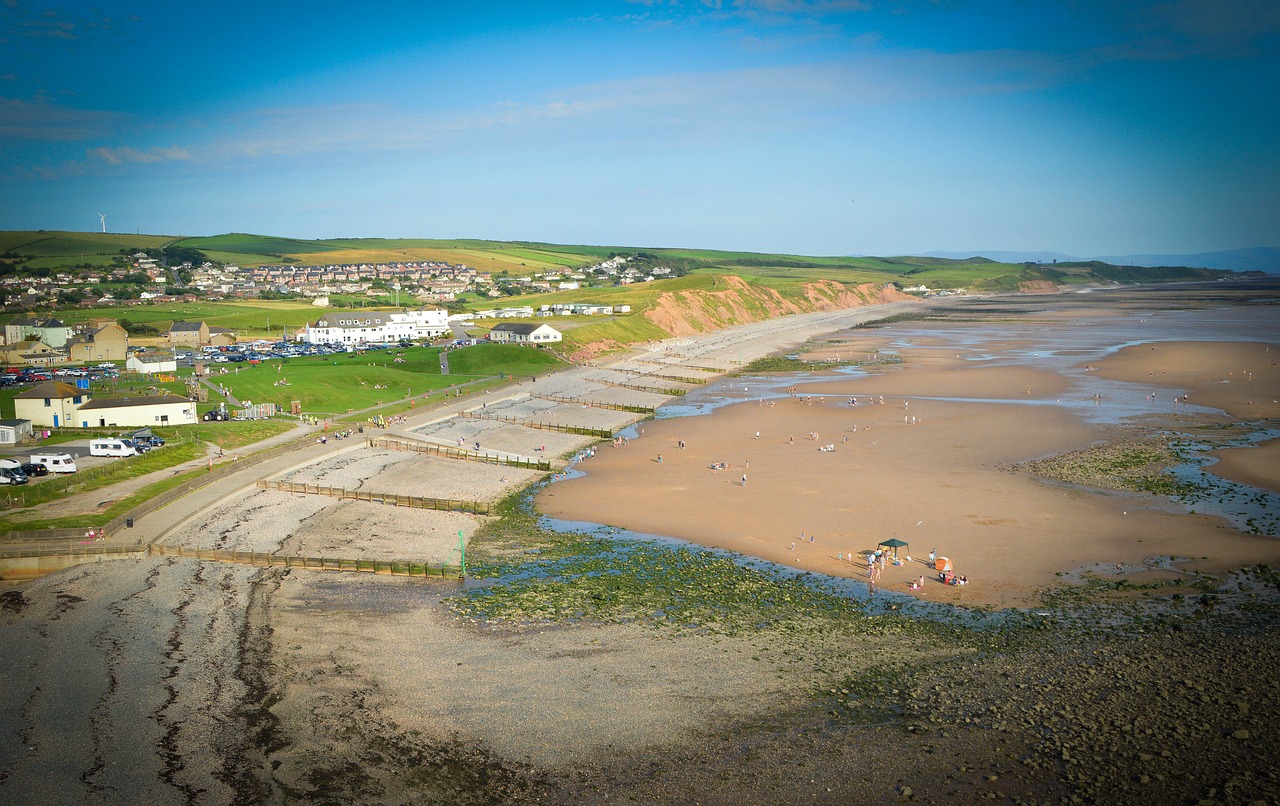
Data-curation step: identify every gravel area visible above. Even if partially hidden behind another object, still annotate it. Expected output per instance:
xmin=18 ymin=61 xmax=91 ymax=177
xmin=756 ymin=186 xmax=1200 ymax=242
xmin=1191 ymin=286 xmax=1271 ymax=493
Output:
xmin=276 ymin=446 xmax=543 ymax=498
xmin=464 ymin=396 xmax=641 ymax=432
xmin=412 ymin=418 xmax=596 ymax=460
xmin=0 ymin=558 xmax=262 ymax=806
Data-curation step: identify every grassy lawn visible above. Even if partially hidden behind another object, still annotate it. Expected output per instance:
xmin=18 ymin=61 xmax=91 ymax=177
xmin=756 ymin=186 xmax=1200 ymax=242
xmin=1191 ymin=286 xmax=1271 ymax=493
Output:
xmin=205 ymin=343 xmax=564 ymax=417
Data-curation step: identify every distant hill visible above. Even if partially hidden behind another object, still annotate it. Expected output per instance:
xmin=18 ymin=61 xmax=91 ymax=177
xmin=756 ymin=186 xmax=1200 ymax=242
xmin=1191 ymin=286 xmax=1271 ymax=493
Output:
xmin=923 ymin=247 xmax=1280 ymax=274
xmin=1090 ymin=247 xmax=1280 ymax=274
xmin=921 ymin=250 xmax=1082 ymax=264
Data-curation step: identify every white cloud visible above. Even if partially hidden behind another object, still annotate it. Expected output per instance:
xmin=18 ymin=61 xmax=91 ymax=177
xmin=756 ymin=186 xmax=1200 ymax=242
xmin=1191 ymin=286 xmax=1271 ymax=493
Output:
xmin=86 ymin=145 xmax=192 ymax=165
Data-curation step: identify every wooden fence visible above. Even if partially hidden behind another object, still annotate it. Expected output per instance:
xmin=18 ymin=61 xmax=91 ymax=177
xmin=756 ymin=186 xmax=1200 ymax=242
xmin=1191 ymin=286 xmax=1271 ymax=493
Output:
xmin=257 ymin=479 xmax=491 ymax=514
xmin=0 ymin=534 xmax=462 ymax=581
xmin=457 ymin=410 xmax=613 ymax=438
xmin=529 ymin=393 xmax=656 ymax=414
xmin=148 ymin=543 xmax=463 ymax=579
xmin=596 ymin=378 xmax=688 ymax=396
xmin=636 ymin=371 xmax=708 ymax=385
xmin=367 ymin=437 xmax=552 ymax=471
xmin=632 ymin=357 xmax=731 ymax=373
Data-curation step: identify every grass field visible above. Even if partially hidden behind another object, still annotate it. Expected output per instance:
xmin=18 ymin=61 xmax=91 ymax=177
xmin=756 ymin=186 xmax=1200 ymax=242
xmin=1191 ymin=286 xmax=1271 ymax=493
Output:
xmin=0 ymin=231 xmax=177 ymax=256
xmin=206 ymin=343 xmax=565 ymax=417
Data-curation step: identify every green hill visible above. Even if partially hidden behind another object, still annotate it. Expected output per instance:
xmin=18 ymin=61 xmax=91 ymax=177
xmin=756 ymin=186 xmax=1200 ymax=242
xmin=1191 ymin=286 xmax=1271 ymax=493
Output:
xmin=0 ymin=229 xmax=1241 ymax=290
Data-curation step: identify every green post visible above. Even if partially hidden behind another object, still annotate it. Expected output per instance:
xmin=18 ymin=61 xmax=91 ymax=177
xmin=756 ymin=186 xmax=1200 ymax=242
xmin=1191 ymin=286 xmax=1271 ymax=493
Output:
xmin=457 ymin=529 xmax=466 ymax=578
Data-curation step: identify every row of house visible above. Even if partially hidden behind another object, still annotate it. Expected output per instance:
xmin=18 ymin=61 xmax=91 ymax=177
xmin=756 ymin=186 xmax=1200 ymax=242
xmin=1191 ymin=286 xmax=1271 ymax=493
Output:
xmin=0 ymin=317 xmax=242 ymax=367
xmin=3 ymin=318 xmax=131 ymax=366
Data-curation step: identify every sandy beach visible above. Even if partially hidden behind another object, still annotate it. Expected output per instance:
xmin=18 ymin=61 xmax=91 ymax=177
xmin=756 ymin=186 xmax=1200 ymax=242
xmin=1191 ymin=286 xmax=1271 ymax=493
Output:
xmin=541 ymin=314 xmax=1280 ymax=608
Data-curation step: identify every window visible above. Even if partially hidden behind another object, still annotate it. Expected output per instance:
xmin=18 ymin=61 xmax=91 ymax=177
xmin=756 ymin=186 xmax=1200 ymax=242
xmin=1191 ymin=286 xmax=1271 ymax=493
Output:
xmin=44 ymin=399 xmax=51 ymax=407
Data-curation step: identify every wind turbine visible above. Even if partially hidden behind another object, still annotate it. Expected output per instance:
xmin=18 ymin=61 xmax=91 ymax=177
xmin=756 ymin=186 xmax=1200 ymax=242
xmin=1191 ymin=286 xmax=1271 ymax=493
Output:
xmin=98 ymin=212 xmax=107 ymax=233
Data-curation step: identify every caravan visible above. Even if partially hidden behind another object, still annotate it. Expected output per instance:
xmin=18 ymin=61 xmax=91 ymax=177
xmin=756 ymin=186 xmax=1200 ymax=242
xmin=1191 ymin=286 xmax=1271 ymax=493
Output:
xmin=89 ymin=439 xmax=137 ymax=458
xmin=29 ymin=453 xmax=78 ymax=473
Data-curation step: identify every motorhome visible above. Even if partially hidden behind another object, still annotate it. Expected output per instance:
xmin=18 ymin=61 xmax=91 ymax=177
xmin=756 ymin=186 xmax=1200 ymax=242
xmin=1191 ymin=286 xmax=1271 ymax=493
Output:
xmin=29 ymin=453 xmax=78 ymax=473
xmin=89 ymin=439 xmax=137 ymax=458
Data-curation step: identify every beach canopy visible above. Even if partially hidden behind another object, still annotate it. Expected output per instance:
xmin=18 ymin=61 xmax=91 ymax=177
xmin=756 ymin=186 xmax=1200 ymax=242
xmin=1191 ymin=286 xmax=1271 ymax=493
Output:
xmin=877 ymin=538 xmax=909 ymax=557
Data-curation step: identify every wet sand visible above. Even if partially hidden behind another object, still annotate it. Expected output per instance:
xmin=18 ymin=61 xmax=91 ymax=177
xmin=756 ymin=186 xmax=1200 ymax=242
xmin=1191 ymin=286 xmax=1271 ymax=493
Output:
xmin=540 ymin=335 xmax=1280 ymax=608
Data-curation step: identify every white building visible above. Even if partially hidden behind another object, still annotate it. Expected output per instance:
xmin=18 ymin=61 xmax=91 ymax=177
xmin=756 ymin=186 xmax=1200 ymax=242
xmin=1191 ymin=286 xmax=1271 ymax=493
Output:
xmin=302 ymin=308 xmax=449 ymax=345
xmin=75 ymin=394 xmax=197 ymax=428
xmin=487 ymin=323 xmax=562 ymax=345
xmin=126 ymin=352 xmax=178 ymax=374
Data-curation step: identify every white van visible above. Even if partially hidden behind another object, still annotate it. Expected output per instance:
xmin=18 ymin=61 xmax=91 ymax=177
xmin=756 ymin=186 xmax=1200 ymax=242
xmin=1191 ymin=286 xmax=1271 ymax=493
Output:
xmin=89 ymin=439 xmax=137 ymax=458
xmin=0 ymin=458 xmax=21 ymax=471
xmin=30 ymin=453 xmax=78 ymax=473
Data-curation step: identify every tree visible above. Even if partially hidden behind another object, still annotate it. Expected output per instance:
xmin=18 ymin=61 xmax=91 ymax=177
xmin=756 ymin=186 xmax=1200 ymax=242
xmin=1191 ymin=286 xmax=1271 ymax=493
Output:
xmin=117 ymin=318 xmax=158 ymax=335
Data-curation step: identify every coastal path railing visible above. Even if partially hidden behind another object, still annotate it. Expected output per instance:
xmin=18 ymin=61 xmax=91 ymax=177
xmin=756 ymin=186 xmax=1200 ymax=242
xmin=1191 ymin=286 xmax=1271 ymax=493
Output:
xmin=256 ymin=479 xmax=492 ymax=514
xmin=366 ymin=437 xmax=552 ymax=471
xmin=457 ymin=410 xmax=613 ymax=438
xmin=529 ymin=393 xmax=656 ymax=414
xmin=148 ymin=543 xmax=463 ymax=579
xmin=595 ymin=378 xmax=688 ymax=396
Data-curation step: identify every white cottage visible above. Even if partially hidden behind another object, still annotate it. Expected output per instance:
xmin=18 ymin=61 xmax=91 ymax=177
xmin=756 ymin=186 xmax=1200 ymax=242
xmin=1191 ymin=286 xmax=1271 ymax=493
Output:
xmin=487 ymin=323 xmax=562 ymax=345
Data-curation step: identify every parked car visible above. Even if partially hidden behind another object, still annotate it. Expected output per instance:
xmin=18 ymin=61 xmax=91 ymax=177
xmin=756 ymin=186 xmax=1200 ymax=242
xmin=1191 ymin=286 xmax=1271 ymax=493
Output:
xmin=0 ymin=467 xmax=29 ymax=485
xmin=19 ymin=462 xmax=48 ymax=477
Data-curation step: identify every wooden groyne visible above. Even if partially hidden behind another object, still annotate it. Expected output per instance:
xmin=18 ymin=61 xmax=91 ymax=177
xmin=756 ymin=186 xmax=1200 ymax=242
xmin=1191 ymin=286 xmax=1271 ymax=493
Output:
xmin=626 ymin=361 xmax=716 ymax=383
xmin=457 ymin=410 xmax=613 ymax=438
xmin=256 ymin=479 xmax=492 ymax=514
xmin=0 ymin=542 xmax=463 ymax=581
xmin=367 ymin=437 xmax=552 ymax=471
xmin=638 ymin=371 xmax=708 ymax=385
xmin=530 ymin=393 xmax=656 ymax=413
xmin=595 ymin=378 xmax=688 ymax=396
xmin=149 ymin=544 xmax=463 ymax=578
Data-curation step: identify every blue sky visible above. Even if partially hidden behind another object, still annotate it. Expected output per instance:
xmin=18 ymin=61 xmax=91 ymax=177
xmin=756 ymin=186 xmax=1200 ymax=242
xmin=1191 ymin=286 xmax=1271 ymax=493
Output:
xmin=2 ymin=0 xmax=1277 ymax=256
